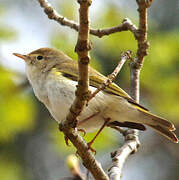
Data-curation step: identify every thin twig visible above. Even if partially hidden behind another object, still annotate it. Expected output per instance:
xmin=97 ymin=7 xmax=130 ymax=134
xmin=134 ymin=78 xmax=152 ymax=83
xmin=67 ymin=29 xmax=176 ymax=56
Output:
xmin=108 ymin=130 xmax=140 ymax=180
xmin=87 ymin=50 xmax=132 ymax=103
xmin=92 ymin=18 xmax=138 ymax=38
xmin=37 ymin=0 xmax=137 ymax=38
xmin=131 ymin=0 xmax=152 ymax=100
xmin=108 ymin=1 xmax=153 ymax=179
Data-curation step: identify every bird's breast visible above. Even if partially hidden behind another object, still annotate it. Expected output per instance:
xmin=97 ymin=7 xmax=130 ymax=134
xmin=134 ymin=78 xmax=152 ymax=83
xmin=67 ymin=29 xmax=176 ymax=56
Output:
xmin=45 ymin=71 xmax=77 ymax=121
xmin=26 ymin=65 xmax=50 ymax=105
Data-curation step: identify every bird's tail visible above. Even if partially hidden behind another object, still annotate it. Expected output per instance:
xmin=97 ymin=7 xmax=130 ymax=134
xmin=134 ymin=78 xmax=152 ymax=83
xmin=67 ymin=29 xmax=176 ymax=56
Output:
xmin=139 ymin=110 xmax=178 ymax=143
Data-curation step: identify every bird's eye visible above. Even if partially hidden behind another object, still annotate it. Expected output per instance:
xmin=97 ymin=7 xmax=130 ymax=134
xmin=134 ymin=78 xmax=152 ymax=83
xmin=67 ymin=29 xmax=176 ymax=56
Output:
xmin=36 ymin=55 xmax=43 ymax=60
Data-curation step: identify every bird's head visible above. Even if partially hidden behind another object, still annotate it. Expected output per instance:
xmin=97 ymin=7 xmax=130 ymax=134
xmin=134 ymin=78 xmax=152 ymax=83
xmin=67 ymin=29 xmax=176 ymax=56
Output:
xmin=13 ymin=47 xmax=71 ymax=72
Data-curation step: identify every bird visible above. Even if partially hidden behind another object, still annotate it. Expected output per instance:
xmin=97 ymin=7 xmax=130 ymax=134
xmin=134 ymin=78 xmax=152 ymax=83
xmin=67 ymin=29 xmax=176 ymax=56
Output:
xmin=13 ymin=47 xmax=178 ymax=146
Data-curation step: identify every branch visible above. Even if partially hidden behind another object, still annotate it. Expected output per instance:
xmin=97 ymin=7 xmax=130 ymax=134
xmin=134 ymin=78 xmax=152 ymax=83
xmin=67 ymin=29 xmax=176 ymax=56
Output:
xmin=93 ymin=18 xmax=138 ymax=38
xmin=88 ymin=50 xmax=132 ymax=103
xmin=108 ymin=130 xmax=140 ymax=179
xmin=37 ymin=0 xmax=137 ymax=38
xmin=58 ymin=0 xmax=108 ymax=179
xmin=63 ymin=0 xmax=92 ymax=128
xmin=108 ymin=1 xmax=153 ymax=179
xmin=130 ymin=0 xmax=153 ymax=100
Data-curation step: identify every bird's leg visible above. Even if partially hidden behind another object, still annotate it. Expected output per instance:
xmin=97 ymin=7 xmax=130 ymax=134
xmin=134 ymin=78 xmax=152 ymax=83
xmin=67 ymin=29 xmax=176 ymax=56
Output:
xmin=77 ymin=128 xmax=86 ymax=136
xmin=77 ymin=112 xmax=100 ymax=137
xmin=87 ymin=118 xmax=111 ymax=154
xmin=77 ymin=111 xmax=100 ymax=126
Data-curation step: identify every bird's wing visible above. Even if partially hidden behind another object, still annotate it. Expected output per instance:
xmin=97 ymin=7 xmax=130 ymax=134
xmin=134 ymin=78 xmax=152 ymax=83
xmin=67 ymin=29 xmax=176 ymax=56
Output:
xmin=54 ymin=60 xmax=148 ymax=111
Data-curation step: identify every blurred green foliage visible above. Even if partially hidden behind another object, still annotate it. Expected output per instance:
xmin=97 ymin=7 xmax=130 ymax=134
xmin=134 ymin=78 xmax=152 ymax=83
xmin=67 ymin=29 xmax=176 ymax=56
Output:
xmin=0 ymin=26 xmax=16 ymax=41
xmin=0 ymin=1 xmax=179 ymax=180
xmin=0 ymin=67 xmax=36 ymax=143
xmin=0 ymin=8 xmax=17 ymax=41
xmin=0 ymin=5 xmax=35 ymax=144
xmin=141 ymin=31 xmax=179 ymax=119
xmin=0 ymin=153 xmax=24 ymax=180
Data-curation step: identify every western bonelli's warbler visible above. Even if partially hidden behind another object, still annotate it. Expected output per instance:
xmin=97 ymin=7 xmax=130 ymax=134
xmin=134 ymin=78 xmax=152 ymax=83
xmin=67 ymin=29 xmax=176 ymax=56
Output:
xmin=13 ymin=48 xmax=178 ymax=144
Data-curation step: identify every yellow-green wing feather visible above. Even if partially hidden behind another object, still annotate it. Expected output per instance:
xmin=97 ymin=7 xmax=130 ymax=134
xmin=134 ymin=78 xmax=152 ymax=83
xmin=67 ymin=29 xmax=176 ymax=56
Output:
xmin=56 ymin=60 xmax=130 ymax=97
xmin=54 ymin=60 xmax=148 ymax=111
xmin=89 ymin=67 xmax=131 ymax=98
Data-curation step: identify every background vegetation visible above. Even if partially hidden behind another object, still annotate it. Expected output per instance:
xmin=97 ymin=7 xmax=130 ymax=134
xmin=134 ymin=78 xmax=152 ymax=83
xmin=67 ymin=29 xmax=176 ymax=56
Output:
xmin=0 ymin=0 xmax=179 ymax=179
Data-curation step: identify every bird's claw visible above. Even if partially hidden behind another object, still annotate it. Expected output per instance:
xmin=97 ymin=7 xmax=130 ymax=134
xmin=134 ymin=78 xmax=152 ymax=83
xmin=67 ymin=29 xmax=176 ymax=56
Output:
xmin=77 ymin=128 xmax=86 ymax=136
xmin=87 ymin=142 xmax=96 ymax=155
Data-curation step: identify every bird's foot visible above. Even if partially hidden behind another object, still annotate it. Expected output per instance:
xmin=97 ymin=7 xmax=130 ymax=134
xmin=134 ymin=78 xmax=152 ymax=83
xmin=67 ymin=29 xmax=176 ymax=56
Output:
xmin=87 ymin=141 xmax=96 ymax=155
xmin=86 ymin=117 xmax=111 ymax=155
xmin=77 ymin=128 xmax=86 ymax=136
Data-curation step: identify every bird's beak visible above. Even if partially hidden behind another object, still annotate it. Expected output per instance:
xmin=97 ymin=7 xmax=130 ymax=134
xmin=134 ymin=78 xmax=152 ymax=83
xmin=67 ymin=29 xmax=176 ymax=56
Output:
xmin=13 ymin=53 xmax=27 ymax=61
